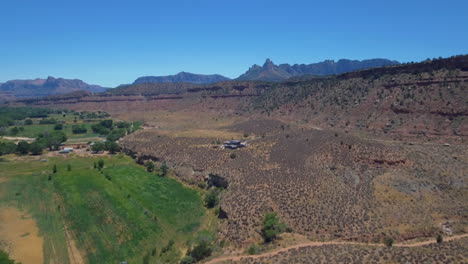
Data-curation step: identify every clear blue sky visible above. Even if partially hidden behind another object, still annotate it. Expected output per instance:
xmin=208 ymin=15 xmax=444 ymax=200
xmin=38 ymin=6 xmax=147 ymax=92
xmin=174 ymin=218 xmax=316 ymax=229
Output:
xmin=1 ymin=0 xmax=467 ymax=87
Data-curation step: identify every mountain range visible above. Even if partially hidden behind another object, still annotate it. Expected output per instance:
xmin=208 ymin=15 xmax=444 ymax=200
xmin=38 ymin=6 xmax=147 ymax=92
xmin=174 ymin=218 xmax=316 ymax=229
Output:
xmin=1 ymin=58 xmax=399 ymax=99
xmin=0 ymin=76 xmax=108 ymax=99
xmin=237 ymin=58 xmax=400 ymax=81
xmin=133 ymin=72 xmax=230 ymax=85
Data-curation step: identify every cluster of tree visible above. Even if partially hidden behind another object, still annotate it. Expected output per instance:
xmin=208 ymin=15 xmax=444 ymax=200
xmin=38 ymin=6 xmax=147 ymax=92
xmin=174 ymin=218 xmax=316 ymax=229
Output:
xmin=144 ymin=161 xmax=169 ymax=177
xmin=0 ymin=106 xmax=52 ymax=128
xmin=39 ymin=118 xmax=58 ymax=124
xmin=78 ymin=111 xmax=110 ymax=119
xmin=91 ymin=119 xmax=139 ymax=140
xmin=71 ymin=124 xmax=87 ymax=134
xmin=0 ymin=140 xmax=46 ymax=156
xmin=91 ymin=141 xmax=121 ymax=154
xmin=8 ymin=126 xmax=24 ymax=136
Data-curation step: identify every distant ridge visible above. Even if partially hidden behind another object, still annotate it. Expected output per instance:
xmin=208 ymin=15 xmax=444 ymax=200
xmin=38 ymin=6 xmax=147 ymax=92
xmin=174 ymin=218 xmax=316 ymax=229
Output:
xmin=133 ymin=72 xmax=231 ymax=85
xmin=0 ymin=76 xmax=107 ymax=99
xmin=237 ymin=58 xmax=400 ymax=81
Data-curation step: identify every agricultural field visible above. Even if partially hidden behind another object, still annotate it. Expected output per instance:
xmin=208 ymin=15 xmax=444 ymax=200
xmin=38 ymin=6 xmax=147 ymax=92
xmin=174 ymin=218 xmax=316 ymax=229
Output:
xmin=0 ymin=154 xmax=216 ymax=264
xmin=3 ymin=112 xmax=104 ymax=141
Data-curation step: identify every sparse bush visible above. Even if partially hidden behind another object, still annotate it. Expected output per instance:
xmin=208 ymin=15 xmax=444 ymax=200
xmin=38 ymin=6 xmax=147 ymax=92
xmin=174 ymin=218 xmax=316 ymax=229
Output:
xmin=230 ymin=153 xmax=237 ymax=159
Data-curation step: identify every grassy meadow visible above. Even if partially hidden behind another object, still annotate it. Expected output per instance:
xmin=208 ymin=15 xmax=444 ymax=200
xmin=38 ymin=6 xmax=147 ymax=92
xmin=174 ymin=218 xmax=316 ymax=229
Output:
xmin=0 ymin=154 xmax=213 ymax=263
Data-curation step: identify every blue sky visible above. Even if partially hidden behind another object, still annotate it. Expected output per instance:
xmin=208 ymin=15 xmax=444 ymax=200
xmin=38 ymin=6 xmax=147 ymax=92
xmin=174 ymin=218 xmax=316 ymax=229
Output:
xmin=1 ymin=0 xmax=467 ymax=87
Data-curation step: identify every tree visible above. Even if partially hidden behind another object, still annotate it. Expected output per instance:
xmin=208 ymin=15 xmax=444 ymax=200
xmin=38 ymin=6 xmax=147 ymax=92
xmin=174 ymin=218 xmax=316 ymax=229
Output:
xmin=54 ymin=123 xmax=63 ymax=130
xmin=38 ymin=131 xmax=67 ymax=151
xmin=53 ymin=164 xmax=57 ymax=173
xmin=187 ymin=241 xmax=212 ymax=262
xmin=106 ymin=128 xmax=126 ymax=142
xmin=91 ymin=142 xmax=105 ymax=152
xmin=72 ymin=124 xmax=87 ymax=134
xmin=10 ymin=126 xmax=19 ymax=136
xmin=384 ymin=237 xmax=394 ymax=247
xmin=24 ymin=119 xmax=33 ymax=125
xmin=436 ymin=234 xmax=443 ymax=243
xmin=100 ymin=119 xmax=113 ymax=129
xmin=67 ymin=164 xmax=72 ymax=171
xmin=160 ymin=163 xmax=168 ymax=177
xmin=29 ymin=141 xmax=44 ymax=155
xmin=261 ymin=212 xmax=285 ymax=243
xmin=204 ymin=189 xmax=219 ymax=208
xmin=97 ymin=159 xmax=104 ymax=170
xmin=105 ymin=141 xmax=121 ymax=154
xmin=145 ymin=161 xmax=155 ymax=172
xmin=16 ymin=141 xmax=30 ymax=154
xmin=0 ymin=142 xmax=17 ymax=155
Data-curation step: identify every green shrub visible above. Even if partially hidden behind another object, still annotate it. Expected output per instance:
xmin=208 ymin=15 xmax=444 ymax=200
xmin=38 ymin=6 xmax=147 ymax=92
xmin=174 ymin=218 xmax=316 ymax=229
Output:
xmin=0 ymin=249 xmax=19 ymax=264
xmin=160 ymin=163 xmax=168 ymax=177
xmin=261 ymin=212 xmax=286 ymax=243
xmin=187 ymin=241 xmax=212 ymax=262
xmin=247 ymin=244 xmax=259 ymax=255
xmin=384 ymin=237 xmax=394 ymax=247
xmin=145 ymin=161 xmax=155 ymax=172
xmin=436 ymin=234 xmax=443 ymax=243
xmin=97 ymin=159 xmax=104 ymax=170
xmin=204 ymin=189 xmax=219 ymax=208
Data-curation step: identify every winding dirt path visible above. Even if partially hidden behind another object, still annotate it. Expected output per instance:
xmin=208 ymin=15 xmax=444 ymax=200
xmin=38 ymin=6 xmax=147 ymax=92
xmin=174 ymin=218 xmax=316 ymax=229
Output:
xmin=205 ymin=234 xmax=468 ymax=264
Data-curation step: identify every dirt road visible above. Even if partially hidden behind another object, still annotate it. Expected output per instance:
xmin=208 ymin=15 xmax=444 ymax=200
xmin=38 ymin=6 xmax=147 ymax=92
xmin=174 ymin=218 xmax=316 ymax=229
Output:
xmin=205 ymin=234 xmax=468 ymax=264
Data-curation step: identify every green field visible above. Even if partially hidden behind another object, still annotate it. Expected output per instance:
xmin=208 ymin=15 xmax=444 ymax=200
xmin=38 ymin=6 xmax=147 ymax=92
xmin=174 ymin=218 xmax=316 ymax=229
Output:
xmin=7 ymin=113 xmax=102 ymax=140
xmin=0 ymin=154 xmax=213 ymax=263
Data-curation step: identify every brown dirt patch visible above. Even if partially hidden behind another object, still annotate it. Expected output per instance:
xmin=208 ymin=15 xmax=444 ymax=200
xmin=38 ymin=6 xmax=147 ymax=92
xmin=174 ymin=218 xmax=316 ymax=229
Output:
xmin=0 ymin=207 xmax=43 ymax=264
